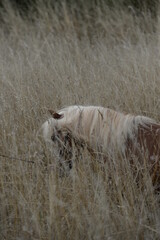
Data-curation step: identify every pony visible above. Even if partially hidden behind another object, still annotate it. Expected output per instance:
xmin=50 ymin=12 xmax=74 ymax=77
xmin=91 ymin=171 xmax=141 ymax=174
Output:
xmin=41 ymin=105 xmax=160 ymax=185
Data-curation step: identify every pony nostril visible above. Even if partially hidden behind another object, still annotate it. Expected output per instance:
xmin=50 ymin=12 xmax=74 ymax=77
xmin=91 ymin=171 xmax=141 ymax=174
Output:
xmin=68 ymin=160 xmax=72 ymax=169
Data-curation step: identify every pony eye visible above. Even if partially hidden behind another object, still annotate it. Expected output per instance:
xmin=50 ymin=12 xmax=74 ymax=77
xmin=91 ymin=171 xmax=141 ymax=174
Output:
xmin=51 ymin=135 xmax=56 ymax=141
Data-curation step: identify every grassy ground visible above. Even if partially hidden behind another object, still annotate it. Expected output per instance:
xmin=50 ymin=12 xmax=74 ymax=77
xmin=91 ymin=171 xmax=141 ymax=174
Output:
xmin=0 ymin=2 xmax=160 ymax=239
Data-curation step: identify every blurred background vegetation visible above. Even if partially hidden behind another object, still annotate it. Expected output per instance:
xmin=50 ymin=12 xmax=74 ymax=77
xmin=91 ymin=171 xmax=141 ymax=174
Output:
xmin=0 ymin=0 xmax=158 ymax=44
xmin=0 ymin=0 xmax=158 ymax=17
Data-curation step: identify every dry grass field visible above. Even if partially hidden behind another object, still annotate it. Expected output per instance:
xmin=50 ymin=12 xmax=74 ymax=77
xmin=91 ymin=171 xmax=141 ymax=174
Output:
xmin=0 ymin=1 xmax=160 ymax=239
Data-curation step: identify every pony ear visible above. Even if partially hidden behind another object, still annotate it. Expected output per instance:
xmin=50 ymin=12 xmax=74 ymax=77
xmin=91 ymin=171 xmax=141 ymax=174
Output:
xmin=48 ymin=109 xmax=64 ymax=119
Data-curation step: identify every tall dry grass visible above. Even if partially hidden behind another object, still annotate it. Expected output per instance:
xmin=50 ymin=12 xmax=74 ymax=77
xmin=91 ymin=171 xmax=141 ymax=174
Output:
xmin=0 ymin=1 xmax=160 ymax=239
